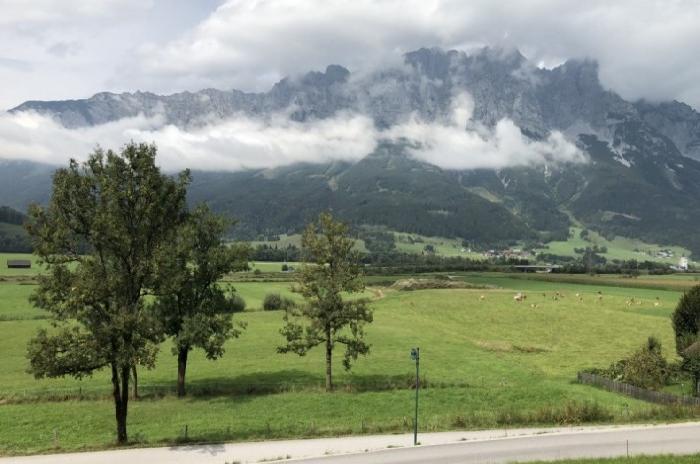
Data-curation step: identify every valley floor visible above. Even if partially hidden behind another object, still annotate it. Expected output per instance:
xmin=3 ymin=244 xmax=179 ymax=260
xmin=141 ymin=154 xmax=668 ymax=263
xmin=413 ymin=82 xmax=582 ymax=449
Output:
xmin=2 ymin=265 xmax=700 ymax=455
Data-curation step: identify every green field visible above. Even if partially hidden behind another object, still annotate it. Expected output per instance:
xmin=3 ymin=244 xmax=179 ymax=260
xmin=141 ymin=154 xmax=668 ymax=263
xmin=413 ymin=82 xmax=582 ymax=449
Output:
xmin=393 ymin=232 xmax=486 ymax=259
xmin=1 ymin=272 xmax=698 ymax=455
xmin=250 ymin=234 xmax=368 ymax=253
xmin=536 ymin=227 xmax=695 ymax=266
xmin=248 ymin=228 xmax=695 ymax=265
xmin=249 ymin=232 xmax=487 ymax=259
xmin=247 ymin=261 xmax=301 ymax=273
xmin=0 ymin=252 xmax=44 ymax=276
xmin=459 ymin=272 xmax=700 ymax=293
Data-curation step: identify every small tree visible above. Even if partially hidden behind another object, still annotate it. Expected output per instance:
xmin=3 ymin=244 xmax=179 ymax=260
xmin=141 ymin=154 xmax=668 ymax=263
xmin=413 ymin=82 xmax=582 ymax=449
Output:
xmin=26 ymin=143 xmax=189 ymax=444
xmin=621 ymin=337 xmax=668 ymax=390
xmin=153 ymin=205 xmax=248 ymax=397
xmin=672 ymin=285 xmax=700 ymax=354
xmin=681 ymin=341 xmax=700 ymax=396
xmin=278 ymin=212 xmax=372 ymax=391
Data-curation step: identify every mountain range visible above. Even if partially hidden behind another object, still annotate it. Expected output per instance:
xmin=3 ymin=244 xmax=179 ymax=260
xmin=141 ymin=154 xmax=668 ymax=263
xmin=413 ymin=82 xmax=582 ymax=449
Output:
xmin=4 ymin=47 xmax=700 ymax=255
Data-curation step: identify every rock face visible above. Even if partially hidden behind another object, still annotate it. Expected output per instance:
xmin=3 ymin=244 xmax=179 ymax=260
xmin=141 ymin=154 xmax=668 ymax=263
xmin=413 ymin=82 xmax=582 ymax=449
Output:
xmin=14 ymin=46 xmax=700 ymax=158
xmin=7 ymin=46 xmax=700 ymax=254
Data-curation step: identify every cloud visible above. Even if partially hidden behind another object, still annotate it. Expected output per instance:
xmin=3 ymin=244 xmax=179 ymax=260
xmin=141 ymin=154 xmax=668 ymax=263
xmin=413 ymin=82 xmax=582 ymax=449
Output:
xmin=0 ymin=0 xmax=219 ymax=110
xmin=0 ymin=110 xmax=378 ymax=171
xmin=386 ymin=93 xmax=587 ymax=170
xmin=0 ymin=0 xmax=151 ymax=25
xmin=2 ymin=1 xmax=699 ymax=111
xmin=0 ymin=92 xmax=586 ymax=172
xmin=129 ymin=0 xmax=700 ymax=109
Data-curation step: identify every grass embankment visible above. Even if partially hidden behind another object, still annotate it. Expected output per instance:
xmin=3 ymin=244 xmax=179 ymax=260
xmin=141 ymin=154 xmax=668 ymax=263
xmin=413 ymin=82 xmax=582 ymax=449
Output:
xmin=0 ymin=271 xmax=698 ymax=455
xmin=531 ymin=456 xmax=700 ymax=464
xmin=533 ymin=274 xmax=700 ymax=292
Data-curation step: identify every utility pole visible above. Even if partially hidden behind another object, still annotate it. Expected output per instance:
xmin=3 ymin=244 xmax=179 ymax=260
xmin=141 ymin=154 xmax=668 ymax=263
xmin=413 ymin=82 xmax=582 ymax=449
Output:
xmin=410 ymin=347 xmax=420 ymax=446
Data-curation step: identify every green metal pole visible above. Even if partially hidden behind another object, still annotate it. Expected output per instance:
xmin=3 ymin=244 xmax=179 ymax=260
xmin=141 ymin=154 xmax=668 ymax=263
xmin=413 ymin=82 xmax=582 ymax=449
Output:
xmin=414 ymin=347 xmax=419 ymax=446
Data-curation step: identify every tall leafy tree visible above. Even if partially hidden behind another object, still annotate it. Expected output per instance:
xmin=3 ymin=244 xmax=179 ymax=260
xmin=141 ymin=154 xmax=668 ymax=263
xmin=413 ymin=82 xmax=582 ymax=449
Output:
xmin=25 ymin=143 xmax=190 ymax=444
xmin=153 ymin=205 xmax=249 ymax=397
xmin=681 ymin=339 xmax=700 ymax=396
xmin=672 ymin=285 xmax=700 ymax=353
xmin=278 ymin=212 xmax=372 ymax=391
xmin=672 ymin=286 xmax=700 ymax=395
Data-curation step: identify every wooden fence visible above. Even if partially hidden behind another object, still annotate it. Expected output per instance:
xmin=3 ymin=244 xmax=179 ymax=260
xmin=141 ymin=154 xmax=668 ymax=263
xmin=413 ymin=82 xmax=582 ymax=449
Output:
xmin=577 ymin=372 xmax=700 ymax=406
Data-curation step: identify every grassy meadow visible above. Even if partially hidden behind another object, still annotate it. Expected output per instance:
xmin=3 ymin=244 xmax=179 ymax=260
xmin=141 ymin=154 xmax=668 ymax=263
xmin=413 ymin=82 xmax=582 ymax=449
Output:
xmin=1 ymin=255 xmax=699 ymax=455
xmin=248 ymin=228 xmax=695 ymax=265
xmin=248 ymin=261 xmax=301 ymax=273
xmin=0 ymin=252 xmax=45 ymax=277
xmin=535 ymin=227 xmax=695 ymax=266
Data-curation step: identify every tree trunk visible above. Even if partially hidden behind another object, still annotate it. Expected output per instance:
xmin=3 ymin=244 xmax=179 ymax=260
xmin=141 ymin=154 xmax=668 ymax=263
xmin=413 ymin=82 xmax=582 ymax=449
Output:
xmin=325 ymin=329 xmax=333 ymax=392
xmin=112 ymin=362 xmax=130 ymax=444
xmin=177 ymin=347 xmax=189 ymax=397
xmin=132 ymin=365 xmax=139 ymax=400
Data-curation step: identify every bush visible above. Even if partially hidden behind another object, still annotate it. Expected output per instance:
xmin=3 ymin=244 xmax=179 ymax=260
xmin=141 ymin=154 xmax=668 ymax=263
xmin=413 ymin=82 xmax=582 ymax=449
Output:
xmin=263 ymin=293 xmax=297 ymax=311
xmin=586 ymin=336 xmax=670 ymax=390
xmin=621 ymin=337 xmax=669 ymax=389
xmin=281 ymin=263 xmax=289 ymax=272
xmin=263 ymin=293 xmax=282 ymax=310
xmin=229 ymin=293 xmax=246 ymax=313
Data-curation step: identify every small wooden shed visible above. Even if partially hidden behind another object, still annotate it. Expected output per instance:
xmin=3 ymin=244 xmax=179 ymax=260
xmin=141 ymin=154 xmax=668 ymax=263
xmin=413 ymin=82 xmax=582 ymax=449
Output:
xmin=7 ymin=259 xmax=31 ymax=269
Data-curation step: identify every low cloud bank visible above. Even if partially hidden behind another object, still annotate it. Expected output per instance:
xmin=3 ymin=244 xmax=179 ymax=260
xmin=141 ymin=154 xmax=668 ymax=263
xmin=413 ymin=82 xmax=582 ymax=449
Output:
xmin=386 ymin=93 xmax=586 ymax=169
xmin=0 ymin=111 xmax=377 ymax=171
xmin=0 ymin=95 xmax=586 ymax=171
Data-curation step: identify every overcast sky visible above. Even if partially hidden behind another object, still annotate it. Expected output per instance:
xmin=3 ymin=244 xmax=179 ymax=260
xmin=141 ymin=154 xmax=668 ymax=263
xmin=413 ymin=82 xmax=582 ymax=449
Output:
xmin=1 ymin=0 xmax=700 ymax=112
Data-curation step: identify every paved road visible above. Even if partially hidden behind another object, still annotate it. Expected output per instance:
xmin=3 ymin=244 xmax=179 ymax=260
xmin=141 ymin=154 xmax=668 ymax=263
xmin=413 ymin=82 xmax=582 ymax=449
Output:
xmin=2 ymin=423 xmax=700 ymax=464
xmin=293 ymin=423 xmax=700 ymax=463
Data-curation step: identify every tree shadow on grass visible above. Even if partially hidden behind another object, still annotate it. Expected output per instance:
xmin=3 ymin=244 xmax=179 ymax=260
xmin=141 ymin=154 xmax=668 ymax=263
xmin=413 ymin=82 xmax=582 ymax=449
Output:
xmin=147 ymin=370 xmax=448 ymax=401
xmin=9 ymin=371 xmax=451 ymax=404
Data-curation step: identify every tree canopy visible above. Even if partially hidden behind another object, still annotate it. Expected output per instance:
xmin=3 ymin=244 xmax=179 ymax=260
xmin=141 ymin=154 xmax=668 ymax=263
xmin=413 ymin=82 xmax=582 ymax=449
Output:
xmin=153 ymin=204 xmax=249 ymax=397
xmin=26 ymin=143 xmax=190 ymax=443
xmin=672 ymin=285 xmax=700 ymax=354
xmin=278 ymin=212 xmax=372 ymax=391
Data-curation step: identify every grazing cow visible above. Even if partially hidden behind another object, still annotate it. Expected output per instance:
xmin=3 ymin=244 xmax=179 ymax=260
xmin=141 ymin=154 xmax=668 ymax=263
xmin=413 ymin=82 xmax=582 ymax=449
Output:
xmin=479 ymin=295 xmax=486 ymax=301
xmin=513 ymin=292 xmax=526 ymax=302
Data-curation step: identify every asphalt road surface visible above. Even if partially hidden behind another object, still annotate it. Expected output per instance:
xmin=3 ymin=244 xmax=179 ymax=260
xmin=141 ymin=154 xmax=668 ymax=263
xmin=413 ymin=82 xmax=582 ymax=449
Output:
xmin=2 ymin=423 xmax=700 ymax=464
xmin=292 ymin=423 xmax=700 ymax=463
